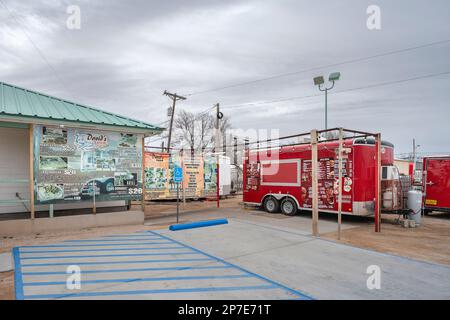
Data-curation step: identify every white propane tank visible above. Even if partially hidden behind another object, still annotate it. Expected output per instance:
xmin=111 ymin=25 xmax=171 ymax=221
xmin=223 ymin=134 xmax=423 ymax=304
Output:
xmin=383 ymin=191 xmax=393 ymax=209
xmin=407 ymin=190 xmax=423 ymax=225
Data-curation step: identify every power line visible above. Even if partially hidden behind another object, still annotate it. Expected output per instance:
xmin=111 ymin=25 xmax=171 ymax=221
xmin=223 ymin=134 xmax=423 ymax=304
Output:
xmin=185 ymin=39 xmax=450 ymax=96
xmin=220 ymin=71 xmax=450 ymax=110
xmin=0 ymin=0 xmax=70 ymax=93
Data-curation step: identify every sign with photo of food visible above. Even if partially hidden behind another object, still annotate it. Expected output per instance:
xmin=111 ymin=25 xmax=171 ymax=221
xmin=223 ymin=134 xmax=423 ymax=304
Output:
xmin=34 ymin=125 xmax=143 ymax=204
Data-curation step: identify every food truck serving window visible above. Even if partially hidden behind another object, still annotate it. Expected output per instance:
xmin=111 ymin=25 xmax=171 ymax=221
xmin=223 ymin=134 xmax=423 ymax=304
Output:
xmin=260 ymin=159 xmax=301 ymax=187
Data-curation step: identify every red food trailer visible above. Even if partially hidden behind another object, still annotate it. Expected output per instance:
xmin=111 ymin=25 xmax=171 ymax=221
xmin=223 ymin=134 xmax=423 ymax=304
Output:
xmin=243 ymin=137 xmax=402 ymax=216
xmin=422 ymin=156 xmax=450 ymax=213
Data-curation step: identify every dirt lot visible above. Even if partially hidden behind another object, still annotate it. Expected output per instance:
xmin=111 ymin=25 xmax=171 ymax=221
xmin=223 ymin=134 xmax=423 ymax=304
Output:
xmin=1 ymin=197 xmax=449 ymax=300
xmin=323 ymin=212 xmax=450 ymax=266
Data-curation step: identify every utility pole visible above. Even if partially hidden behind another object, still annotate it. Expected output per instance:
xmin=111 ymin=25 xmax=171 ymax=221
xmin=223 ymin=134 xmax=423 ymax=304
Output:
xmin=163 ymin=90 xmax=186 ymax=153
xmin=233 ymin=136 xmax=239 ymax=192
xmin=215 ymin=103 xmax=222 ymax=208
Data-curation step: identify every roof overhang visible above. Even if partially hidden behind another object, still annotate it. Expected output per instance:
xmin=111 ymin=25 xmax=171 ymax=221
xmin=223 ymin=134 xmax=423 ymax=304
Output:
xmin=0 ymin=114 xmax=164 ymax=136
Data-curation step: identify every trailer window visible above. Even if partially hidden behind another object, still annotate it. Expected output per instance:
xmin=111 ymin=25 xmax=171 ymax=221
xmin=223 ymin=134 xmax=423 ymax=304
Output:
xmin=382 ymin=166 xmax=388 ymax=179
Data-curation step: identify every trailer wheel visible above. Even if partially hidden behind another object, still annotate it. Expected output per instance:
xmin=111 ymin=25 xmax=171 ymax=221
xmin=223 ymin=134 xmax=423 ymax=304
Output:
xmin=281 ymin=198 xmax=297 ymax=216
xmin=263 ymin=197 xmax=280 ymax=214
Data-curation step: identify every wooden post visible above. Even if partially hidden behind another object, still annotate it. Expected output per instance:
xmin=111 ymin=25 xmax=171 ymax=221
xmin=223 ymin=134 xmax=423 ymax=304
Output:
xmin=374 ymin=133 xmax=382 ymax=232
xmin=181 ymin=150 xmax=186 ymax=209
xmin=311 ymin=129 xmax=319 ymax=237
xmin=92 ymin=179 xmax=96 ymax=214
xmin=337 ymin=128 xmax=344 ymax=240
xmin=141 ymin=135 xmax=146 ymax=212
xmin=29 ymin=124 xmax=35 ymax=220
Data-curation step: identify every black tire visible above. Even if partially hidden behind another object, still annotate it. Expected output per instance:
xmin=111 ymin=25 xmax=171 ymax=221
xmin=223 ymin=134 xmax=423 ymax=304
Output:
xmin=263 ymin=196 xmax=280 ymax=214
xmin=281 ymin=198 xmax=298 ymax=216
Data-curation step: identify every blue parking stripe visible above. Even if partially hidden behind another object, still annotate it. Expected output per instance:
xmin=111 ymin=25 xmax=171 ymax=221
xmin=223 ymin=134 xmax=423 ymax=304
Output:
xmin=19 ymin=246 xmax=185 ymax=254
xmin=23 ymin=265 xmax=232 ymax=276
xmin=21 ymin=258 xmax=213 ymax=267
xmin=13 ymin=248 xmax=24 ymax=300
xmin=24 ymin=284 xmax=278 ymax=300
xmin=23 ymin=274 xmax=253 ymax=286
xmin=19 ymin=242 xmax=173 ymax=248
xmin=148 ymin=230 xmax=314 ymax=300
xmin=21 ymin=252 xmax=197 ymax=260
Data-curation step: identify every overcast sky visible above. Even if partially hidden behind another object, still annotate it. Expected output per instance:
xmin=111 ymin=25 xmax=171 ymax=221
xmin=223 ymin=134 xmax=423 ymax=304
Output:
xmin=0 ymin=0 xmax=449 ymax=155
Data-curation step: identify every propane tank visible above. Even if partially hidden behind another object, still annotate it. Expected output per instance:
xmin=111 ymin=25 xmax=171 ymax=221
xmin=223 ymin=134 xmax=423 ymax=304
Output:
xmin=383 ymin=191 xmax=393 ymax=209
xmin=407 ymin=190 xmax=422 ymax=225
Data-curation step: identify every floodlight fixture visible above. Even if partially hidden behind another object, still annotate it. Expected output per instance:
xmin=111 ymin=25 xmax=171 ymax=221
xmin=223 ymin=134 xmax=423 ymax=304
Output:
xmin=329 ymin=72 xmax=341 ymax=82
xmin=313 ymin=76 xmax=325 ymax=86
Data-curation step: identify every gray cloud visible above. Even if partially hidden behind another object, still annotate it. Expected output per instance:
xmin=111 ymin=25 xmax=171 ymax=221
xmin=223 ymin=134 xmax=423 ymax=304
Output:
xmin=0 ymin=0 xmax=449 ymax=155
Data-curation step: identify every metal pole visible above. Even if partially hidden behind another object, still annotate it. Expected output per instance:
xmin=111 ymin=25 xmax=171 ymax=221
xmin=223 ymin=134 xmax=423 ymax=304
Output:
xmin=215 ymin=103 xmax=221 ymax=208
xmin=325 ymin=88 xmax=328 ymax=131
xmin=28 ymin=124 xmax=35 ymax=220
xmin=311 ymin=129 xmax=319 ymax=237
xmin=337 ymin=128 xmax=344 ymax=240
xmin=92 ymin=179 xmax=96 ymax=214
xmin=141 ymin=135 xmax=146 ymax=212
xmin=374 ymin=134 xmax=381 ymax=232
xmin=176 ymin=182 xmax=179 ymax=224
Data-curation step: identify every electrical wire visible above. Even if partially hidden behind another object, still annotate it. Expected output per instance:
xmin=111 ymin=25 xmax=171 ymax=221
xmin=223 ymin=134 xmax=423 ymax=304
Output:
xmin=0 ymin=0 xmax=71 ymax=93
xmin=220 ymin=71 xmax=450 ymax=110
xmin=185 ymin=39 xmax=450 ymax=96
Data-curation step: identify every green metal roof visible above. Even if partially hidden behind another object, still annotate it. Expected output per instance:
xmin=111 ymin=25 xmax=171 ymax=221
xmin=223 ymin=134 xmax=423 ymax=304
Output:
xmin=0 ymin=81 xmax=164 ymax=133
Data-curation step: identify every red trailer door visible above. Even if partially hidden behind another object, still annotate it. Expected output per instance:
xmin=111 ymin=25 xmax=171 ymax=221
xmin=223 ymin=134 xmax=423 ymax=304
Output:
xmin=424 ymin=158 xmax=450 ymax=210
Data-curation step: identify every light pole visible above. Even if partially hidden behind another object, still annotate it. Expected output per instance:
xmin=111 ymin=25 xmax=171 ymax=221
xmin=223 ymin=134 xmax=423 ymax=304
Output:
xmin=313 ymin=72 xmax=341 ymax=130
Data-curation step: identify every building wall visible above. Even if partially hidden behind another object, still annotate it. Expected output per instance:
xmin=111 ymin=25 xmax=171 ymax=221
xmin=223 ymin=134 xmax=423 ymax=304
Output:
xmin=394 ymin=160 xmax=412 ymax=176
xmin=0 ymin=126 xmax=125 ymax=215
xmin=0 ymin=126 xmax=30 ymax=214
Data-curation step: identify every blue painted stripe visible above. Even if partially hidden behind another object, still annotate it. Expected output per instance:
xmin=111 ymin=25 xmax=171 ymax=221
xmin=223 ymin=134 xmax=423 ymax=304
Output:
xmin=13 ymin=247 xmax=24 ymax=300
xmin=18 ymin=242 xmax=172 ymax=248
xmin=148 ymin=231 xmax=314 ymax=300
xmin=21 ymin=252 xmax=197 ymax=260
xmin=169 ymin=219 xmax=228 ymax=231
xmin=24 ymin=285 xmax=278 ymax=300
xmin=23 ymin=265 xmax=232 ymax=276
xmin=21 ymin=258 xmax=213 ymax=267
xmin=23 ymin=274 xmax=252 ymax=286
xmin=19 ymin=246 xmax=185 ymax=254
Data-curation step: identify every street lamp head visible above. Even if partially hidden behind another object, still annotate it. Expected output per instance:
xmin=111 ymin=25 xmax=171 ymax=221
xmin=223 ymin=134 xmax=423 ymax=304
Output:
xmin=329 ymin=72 xmax=341 ymax=82
xmin=314 ymin=76 xmax=325 ymax=86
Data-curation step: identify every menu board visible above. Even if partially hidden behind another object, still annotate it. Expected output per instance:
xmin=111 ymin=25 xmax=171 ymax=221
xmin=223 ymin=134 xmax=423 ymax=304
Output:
xmin=204 ymin=155 xmax=217 ymax=196
xmin=144 ymin=152 xmax=208 ymax=200
xmin=144 ymin=152 xmax=170 ymax=199
xmin=182 ymin=156 xmax=204 ymax=198
xmin=302 ymin=157 xmax=353 ymax=210
xmin=34 ymin=125 xmax=143 ymax=204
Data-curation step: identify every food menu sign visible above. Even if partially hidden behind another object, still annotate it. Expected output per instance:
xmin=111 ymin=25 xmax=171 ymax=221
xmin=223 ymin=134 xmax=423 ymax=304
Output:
xmin=144 ymin=152 xmax=212 ymax=200
xmin=204 ymin=155 xmax=217 ymax=196
xmin=34 ymin=125 xmax=143 ymax=204
xmin=302 ymin=158 xmax=353 ymax=211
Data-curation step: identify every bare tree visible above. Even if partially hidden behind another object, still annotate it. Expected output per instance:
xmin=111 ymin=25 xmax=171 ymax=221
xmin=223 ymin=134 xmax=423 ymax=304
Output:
xmin=173 ymin=110 xmax=231 ymax=153
xmin=174 ymin=110 xmax=195 ymax=150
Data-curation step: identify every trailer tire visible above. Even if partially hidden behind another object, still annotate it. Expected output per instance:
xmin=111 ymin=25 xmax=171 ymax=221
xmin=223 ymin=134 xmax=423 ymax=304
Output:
xmin=263 ymin=197 xmax=280 ymax=214
xmin=281 ymin=198 xmax=298 ymax=216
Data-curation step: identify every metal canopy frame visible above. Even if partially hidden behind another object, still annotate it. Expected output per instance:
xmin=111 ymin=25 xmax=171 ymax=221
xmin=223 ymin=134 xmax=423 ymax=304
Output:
xmin=244 ymin=127 xmax=382 ymax=237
